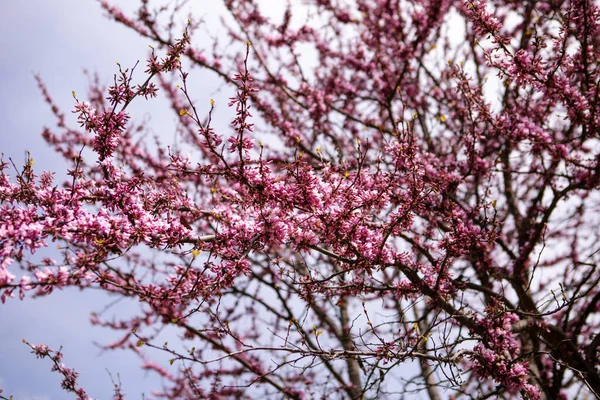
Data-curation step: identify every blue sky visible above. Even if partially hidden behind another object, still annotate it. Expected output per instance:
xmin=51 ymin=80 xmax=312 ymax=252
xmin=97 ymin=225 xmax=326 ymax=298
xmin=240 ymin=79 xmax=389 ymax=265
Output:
xmin=0 ymin=1 xmax=229 ymax=398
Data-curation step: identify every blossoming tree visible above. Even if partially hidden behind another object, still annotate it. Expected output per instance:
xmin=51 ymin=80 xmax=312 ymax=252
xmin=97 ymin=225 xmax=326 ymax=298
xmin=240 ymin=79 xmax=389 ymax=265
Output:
xmin=2 ymin=0 xmax=600 ymax=399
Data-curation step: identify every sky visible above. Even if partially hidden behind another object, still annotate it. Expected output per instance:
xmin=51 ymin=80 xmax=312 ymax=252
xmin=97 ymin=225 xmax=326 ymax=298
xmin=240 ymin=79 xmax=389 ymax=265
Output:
xmin=0 ymin=1 xmax=230 ymax=399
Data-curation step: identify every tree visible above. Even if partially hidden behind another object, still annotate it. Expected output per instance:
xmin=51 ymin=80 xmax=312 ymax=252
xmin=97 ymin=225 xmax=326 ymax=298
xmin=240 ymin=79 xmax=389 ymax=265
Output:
xmin=1 ymin=0 xmax=600 ymax=398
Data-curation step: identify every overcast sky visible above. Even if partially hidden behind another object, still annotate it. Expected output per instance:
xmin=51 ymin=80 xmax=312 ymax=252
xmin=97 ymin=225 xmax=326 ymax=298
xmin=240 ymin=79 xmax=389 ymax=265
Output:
xmin=0 ymin=1 xmax=234 ymax=399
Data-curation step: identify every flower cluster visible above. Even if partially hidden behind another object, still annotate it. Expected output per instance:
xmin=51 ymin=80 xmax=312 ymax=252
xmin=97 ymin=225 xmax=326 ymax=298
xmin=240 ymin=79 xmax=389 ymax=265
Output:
xmin=23 ymin=340 xmax=91 ymax=400
xmin=472 ymin=302 xmax=540 ymax=398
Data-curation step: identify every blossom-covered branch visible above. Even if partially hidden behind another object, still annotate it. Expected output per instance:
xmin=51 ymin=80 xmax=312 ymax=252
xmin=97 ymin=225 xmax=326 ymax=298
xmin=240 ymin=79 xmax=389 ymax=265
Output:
xmin=2 ymin=0 xmax=600 ymax=399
